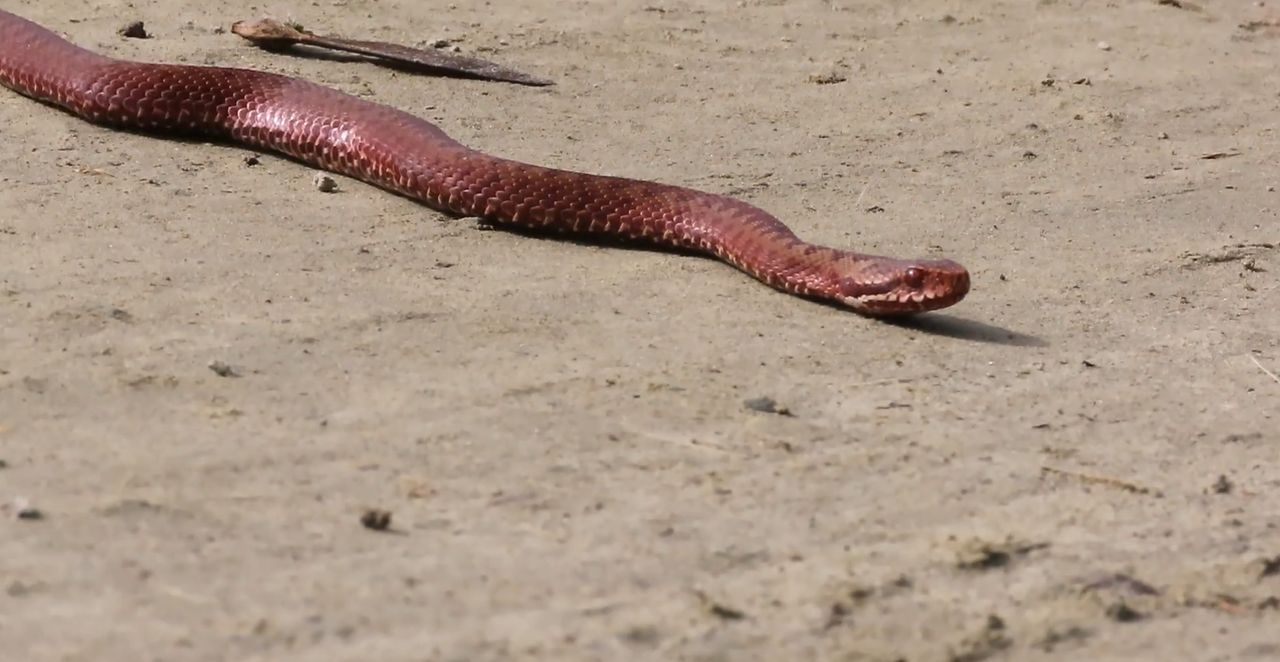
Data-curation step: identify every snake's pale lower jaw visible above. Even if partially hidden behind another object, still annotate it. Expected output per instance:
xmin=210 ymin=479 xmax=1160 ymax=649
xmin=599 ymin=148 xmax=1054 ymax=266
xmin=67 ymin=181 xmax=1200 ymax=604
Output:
xmin=840 ymin=296 xmax=923 ymax=317
xmin=841 ymin=289 xmax=968 ymax=316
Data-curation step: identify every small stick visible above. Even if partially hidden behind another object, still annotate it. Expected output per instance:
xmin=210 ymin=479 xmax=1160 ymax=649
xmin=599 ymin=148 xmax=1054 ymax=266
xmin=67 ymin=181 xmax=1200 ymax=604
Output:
xmin=1250 ymin=355 xmax=1280 ymax=385
xmin=854 ymin=180 xmax=871 ymax=209
xmin=1041 ymin=466 xmax=1160 ymax=496
xmin=231 ymin=18 xmax=552 ymax=87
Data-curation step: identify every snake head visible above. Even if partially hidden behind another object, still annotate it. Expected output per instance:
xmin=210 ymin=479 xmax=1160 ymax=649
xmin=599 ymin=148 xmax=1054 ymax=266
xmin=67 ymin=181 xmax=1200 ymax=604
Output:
xmin=838 ymin=257 xmax=970 ymax=316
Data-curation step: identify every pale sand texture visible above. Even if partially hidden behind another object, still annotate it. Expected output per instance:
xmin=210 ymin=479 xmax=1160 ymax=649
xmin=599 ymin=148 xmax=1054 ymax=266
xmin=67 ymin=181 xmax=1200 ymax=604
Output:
xmin=1 ymin=1 xmax=1277 ymax=660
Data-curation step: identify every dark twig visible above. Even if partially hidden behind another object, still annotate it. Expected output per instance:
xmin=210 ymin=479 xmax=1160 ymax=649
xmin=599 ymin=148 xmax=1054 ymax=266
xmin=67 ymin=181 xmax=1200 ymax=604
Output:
xmin=231 ymin=18 xmax=552 ymax=87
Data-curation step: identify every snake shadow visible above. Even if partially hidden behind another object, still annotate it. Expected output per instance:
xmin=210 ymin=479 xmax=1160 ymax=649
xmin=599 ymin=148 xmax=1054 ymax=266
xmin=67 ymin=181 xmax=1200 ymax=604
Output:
xmin=880 ymin=314 xmax=1046 ymax=347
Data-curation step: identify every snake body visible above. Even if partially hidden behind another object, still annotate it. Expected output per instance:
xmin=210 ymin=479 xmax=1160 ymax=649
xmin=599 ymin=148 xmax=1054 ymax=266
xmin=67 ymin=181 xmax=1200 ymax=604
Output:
xmin=0 ymin=10 xmax=969 ymax=316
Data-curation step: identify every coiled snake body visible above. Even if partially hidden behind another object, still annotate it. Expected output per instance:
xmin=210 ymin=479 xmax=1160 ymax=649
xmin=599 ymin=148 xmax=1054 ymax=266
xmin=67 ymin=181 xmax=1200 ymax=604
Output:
xmin=0 ymin=10 xmax=969 ymax=316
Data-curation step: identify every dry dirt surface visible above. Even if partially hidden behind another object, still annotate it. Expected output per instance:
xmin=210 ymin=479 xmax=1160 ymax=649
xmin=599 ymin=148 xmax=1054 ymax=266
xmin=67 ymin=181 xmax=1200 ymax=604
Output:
xmin=1 ymin=0 xmax=1278 ymax=660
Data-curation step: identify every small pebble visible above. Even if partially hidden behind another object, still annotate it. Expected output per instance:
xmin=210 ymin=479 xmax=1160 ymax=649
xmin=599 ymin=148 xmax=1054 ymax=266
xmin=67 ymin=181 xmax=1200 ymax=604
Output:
xmin=1157 ymin=132 xmax=1170 ymax=140
xmin=1097 ymin=41 xmax=1112 ymax=51
xmin=361 ymin=509 xmax=393 ymax=531
xmin=8 ymin=497 xmax=42 ymax=520
xmin=1105 ymin=602 xmax=1143 ymax=622
xmin=744 ymin=396 xmax=793 ymax=416
xmin=208 ymin=361 xmax=240 ymax=378
xmin=313 ymin=172 xmax=338 ymax=193
xmin=119 ymin=21 xmax=150 ymax=39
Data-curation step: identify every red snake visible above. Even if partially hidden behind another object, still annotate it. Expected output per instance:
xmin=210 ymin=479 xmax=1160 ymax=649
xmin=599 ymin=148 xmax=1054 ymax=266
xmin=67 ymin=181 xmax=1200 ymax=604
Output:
xmin=0 ymin=10 xmax=969 ymax=316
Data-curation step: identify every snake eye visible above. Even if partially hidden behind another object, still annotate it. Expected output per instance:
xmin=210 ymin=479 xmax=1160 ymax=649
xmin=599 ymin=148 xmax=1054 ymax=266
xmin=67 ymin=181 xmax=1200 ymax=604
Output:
xmin=903 ymin=267 xmax=925 ymax=289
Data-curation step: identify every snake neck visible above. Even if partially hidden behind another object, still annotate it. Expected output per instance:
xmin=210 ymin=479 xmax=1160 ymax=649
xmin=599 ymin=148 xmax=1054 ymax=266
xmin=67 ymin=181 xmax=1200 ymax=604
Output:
xmin=679 ymin=195 xmax=854 ymax=302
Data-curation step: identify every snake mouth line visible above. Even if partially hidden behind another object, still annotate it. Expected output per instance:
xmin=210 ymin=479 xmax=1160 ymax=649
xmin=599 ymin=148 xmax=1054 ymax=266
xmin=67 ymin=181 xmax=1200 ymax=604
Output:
xmin=840 ymin=288 xmax=968 ymax=315
xmin=842 ymin=292 xmax=932 ymax=308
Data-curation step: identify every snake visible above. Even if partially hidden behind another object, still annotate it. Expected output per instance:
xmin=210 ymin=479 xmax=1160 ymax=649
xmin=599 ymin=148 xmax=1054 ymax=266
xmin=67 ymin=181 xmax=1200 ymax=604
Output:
xmin=0 ymin=9 xmax=969 ymax=316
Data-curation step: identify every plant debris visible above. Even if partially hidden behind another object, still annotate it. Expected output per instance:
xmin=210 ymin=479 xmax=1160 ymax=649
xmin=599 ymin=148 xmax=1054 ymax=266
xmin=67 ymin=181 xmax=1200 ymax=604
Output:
xmin=957 ymin=538 xmax=1050 ymax=570
xmin=1081 ymin=573 xmax=1161 ymax=597
xmin=694 ymin=590 xmax=747 ymax=621
xmin=231 ymin=17 xmax=552 ymax=86
xmin=1041 ymin=466 xmax=1161 ymax=496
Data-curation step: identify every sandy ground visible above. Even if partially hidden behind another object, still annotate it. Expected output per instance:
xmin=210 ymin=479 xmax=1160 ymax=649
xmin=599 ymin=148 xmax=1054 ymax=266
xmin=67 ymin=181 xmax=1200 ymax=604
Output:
xmin=1 ymin=0 xmax=1278 ymax=659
